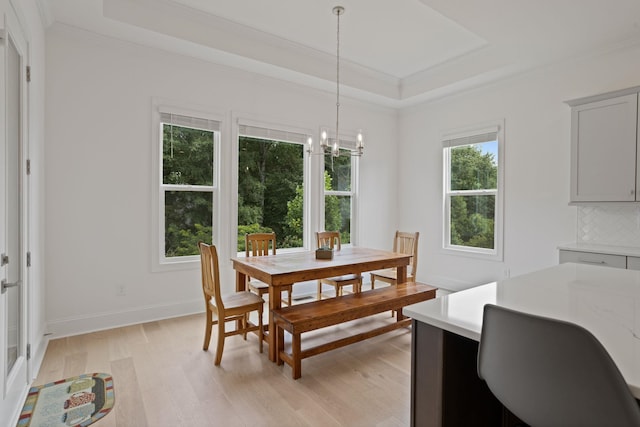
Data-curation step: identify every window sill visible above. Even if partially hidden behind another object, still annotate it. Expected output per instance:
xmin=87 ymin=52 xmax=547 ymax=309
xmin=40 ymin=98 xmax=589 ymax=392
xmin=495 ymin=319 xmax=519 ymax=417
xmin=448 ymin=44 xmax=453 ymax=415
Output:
xmin=152 ymin=256 xmax=199 ymax=273
xmin=442 ymin=246 xmax=503 ymax=262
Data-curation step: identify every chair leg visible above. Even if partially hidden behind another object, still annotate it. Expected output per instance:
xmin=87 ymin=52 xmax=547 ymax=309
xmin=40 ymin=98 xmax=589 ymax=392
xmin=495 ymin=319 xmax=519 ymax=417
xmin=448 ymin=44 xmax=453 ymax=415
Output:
xmin=391 ymin=279 xmax=397 ymax=317
xmin=317 ymin=281 xmax=323 ymax=300
xmin=370 ymin=273 xmax=376 ymax=289
xmin=214 ymin=319 xmax=225 ymax=366
xmin=257 ymin=307 xmax=264 ymax=354
xmin=287 ymin=287 xmax=292 ymax=306
xmin=242 ymin=314 xmax=248 ymax=341
xmin=203 ymin=307 xmax=213 ymax=351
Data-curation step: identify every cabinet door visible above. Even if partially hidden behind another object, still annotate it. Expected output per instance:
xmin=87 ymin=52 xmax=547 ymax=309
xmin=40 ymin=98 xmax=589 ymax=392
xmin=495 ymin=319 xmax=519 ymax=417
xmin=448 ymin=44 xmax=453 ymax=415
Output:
xmin=570 ymin=93 xmax=638 ymax=202
xmin=559 ymin=250 xmax=627 ymax=269
xmin=626 ymin=256 xmax=640 ymax=271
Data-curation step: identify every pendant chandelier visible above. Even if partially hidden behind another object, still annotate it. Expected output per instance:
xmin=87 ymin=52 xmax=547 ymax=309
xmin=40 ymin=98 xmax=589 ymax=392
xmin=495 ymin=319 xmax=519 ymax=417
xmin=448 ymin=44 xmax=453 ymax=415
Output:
xmin=307 ymin=6 xmax=364 ymax=158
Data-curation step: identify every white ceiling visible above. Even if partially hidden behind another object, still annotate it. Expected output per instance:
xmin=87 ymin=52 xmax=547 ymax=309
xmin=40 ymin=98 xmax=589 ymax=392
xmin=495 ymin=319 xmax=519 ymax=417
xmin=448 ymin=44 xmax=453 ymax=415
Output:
xmin=41 ymin=0 xmax=640 ymax=107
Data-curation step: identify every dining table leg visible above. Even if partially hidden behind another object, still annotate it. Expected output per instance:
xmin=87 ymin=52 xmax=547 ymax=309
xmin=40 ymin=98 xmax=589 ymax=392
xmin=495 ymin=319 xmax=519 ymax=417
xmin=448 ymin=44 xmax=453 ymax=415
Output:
xmin=396 ymin=265 xmax=408 ymax=321
xmin=269 ymin=284 xmax=283 ymax=362
xmin=235 ymin=271 xmax=249 ymax=331
xmin=236 ymin=271 xmax=247 ymax=292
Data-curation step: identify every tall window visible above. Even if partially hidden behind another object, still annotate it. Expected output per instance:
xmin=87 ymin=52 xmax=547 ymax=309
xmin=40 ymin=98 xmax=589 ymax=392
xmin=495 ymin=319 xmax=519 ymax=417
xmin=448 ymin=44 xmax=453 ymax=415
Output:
xmin=324 ymin=148 xmax=356 ymax=244
xmin=237 ymin=124 xmax=307 ymax=251
xmin=443 ymin=123 xmax=503 ymax=259
xmin=160 ymin=112 xmax=219 ymax=259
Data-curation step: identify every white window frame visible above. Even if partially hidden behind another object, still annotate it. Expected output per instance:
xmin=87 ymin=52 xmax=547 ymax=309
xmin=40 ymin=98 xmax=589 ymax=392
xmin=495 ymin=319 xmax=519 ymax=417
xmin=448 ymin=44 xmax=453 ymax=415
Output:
xmin=442 ymin=120 xmax=504 ymax=261
xmin=151 ymin=102 xmax=222 ymax=271
xmin=321 ymin=136 xmax=361 ymax=247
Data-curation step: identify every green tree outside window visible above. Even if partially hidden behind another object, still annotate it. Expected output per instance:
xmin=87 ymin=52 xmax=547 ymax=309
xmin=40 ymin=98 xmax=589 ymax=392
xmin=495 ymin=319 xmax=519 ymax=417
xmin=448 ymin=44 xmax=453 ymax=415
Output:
xmin=448 ymin=142 xmax=497 ymax=249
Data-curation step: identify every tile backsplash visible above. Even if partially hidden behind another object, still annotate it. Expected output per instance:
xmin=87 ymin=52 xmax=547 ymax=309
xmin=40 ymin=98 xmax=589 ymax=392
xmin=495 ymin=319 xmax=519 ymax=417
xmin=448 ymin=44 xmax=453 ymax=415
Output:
xmin=577 ymin=205 xmax=640 ymax=247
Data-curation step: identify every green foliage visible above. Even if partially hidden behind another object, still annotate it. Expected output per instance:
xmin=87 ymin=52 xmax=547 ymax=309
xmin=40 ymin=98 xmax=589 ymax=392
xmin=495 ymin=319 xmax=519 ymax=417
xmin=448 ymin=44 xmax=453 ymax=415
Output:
xmin=450 ymin=145 xmax=496 ymax=191
xmin=163 ymin=125 xmax=213 ymax=185
xmin=324 ymin=153 xmax=352 ymax=243
xmin=163 ymin=126 xmax=355 ymax=257
xmin=449 ymin=144 xmax=497 ymax=249
xmin=237 ymin=137 xmax=304 ymax=250
xmin=166 ymin=223 xmax=212 ymax=257
xmin=324 ymin=171 xmax=342 ymax=233
xmin=162 ymin=123 xmax=215 ymax=258
xmin=324 ymin=151 xmax=351 ymax=191
xmin=282 ymin=171 xmax=346 ymax=248
xmin=284 ymin=185 xmax=304 ymax=248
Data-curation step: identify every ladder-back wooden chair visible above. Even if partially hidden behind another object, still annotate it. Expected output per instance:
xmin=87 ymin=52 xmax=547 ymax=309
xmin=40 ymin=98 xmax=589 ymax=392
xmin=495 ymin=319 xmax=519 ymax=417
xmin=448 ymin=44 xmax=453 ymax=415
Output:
xmin=370 ymin=231 xmax=419 ymax=289
xmin=245 ymin=232 xmax=292 ymax=306
xmin=316 ymin=231 xmax=363 ymax=300
xmin=198 ymin=242 xmax=264 ymax=366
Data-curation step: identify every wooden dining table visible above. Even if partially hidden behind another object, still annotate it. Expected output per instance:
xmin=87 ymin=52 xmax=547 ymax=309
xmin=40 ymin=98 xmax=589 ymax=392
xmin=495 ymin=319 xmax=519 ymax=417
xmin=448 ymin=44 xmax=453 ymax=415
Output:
xmin=231 ymin=246 xmax=412 ymax=362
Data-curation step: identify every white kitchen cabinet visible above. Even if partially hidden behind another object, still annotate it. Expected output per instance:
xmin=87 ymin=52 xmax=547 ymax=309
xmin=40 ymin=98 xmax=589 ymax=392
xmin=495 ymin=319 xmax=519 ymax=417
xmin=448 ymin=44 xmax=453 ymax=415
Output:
xmin=559 ymin=249 xmax=627 ymax=269
xmin=567 ymin=89 xmax=640 ymax=202
xmin=626 ymin=256 xmax=640 ymax=271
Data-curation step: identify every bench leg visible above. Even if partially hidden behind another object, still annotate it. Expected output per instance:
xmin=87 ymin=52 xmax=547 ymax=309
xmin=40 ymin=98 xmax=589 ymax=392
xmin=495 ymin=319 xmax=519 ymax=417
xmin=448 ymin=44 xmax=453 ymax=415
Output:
xmin=292 ymin=333 xmax=302 ymax=379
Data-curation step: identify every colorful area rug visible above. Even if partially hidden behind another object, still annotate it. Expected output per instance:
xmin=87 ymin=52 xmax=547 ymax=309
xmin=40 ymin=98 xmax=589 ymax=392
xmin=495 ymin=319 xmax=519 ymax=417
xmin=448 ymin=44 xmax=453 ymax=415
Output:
xmin=17 ymin=373 xmax=114 ymax=427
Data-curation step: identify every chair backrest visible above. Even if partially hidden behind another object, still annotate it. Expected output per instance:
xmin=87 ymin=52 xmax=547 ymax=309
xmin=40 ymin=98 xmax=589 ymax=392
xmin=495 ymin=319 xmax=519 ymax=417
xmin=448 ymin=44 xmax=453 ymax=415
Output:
xmin=245 ymin=232 xmax=276 ymax=257
xmin=477 ymin=304 xmax=640 ymax=427
xmin=198 ymin=242 xmax=223 ymax=309
xmin=316 ymin=231 xmax=341 ymax=251
xmin=393 ymin=231 xmax=419 ymax=276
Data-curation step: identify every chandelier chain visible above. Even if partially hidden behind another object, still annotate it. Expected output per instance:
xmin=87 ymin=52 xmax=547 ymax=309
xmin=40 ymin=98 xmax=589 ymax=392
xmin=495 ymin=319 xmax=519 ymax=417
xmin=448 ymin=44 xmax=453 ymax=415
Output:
xmin=334 ymin=7 xmax=341 ymax=157
xmin=308 ymin=6 xmax=361 ymax=159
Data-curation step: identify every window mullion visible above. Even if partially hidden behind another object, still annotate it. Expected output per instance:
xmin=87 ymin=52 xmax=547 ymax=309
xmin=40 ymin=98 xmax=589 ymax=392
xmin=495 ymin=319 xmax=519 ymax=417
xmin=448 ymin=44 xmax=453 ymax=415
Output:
xmin=448 ymin=189 xmax=497 ymax=196
xmin=325 ymin=190 xmax=352 ymax=197
xmin=162 ymin=184 xmax=215 ymax=192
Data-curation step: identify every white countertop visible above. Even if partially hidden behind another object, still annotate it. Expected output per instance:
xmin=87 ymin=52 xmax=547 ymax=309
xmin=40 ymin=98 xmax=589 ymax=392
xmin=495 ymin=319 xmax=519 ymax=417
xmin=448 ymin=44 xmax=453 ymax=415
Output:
xmin=558 ymin=242 xmax=640 ymax=257
xmin=404 ymin=263 xmax=640 ymax=398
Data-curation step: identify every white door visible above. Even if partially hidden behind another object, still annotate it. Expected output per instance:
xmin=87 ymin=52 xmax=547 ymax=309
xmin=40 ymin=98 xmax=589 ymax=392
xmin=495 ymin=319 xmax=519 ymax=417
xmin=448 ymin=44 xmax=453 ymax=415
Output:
xmin=0 ymin=6 xmax=29 ymax=423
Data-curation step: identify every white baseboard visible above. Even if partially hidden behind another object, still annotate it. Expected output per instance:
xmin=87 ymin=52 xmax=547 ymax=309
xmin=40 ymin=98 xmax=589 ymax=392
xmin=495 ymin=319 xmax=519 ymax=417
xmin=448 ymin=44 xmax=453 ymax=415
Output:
xmin=46 ymin=299 xmax=204 ymax=338
xmin=2 ymin=383 xmax=29 ymax=427
xmin=30 ymin=333 xmax=49 ymax=380
xmin=43 ymin=279 xmax=458 ymax=340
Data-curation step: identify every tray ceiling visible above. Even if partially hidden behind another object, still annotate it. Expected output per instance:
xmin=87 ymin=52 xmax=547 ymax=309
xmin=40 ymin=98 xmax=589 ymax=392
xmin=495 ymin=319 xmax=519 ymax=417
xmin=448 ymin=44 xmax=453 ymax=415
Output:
xmin=42 ymin=0 xmax=640 ymax=107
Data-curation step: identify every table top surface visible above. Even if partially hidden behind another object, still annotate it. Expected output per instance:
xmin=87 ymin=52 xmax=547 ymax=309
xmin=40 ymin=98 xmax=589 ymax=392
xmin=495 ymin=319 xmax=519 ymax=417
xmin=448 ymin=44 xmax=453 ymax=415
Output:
xmin=231 ymin=246 xmax=411 ymax=282
xmin=404 ymin=262 xmax=640 ymax=398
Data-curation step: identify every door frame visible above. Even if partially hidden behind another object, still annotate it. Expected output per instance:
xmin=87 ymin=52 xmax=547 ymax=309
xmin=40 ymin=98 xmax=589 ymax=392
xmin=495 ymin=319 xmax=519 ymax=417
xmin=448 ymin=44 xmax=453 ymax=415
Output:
xmin=0 ymin=0 xmax=31 ymax=424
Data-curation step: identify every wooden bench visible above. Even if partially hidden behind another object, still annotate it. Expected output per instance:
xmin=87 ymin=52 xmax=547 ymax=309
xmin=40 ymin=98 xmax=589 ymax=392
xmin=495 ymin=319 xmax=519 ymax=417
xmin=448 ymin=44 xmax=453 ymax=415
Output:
xmin=272 ymin=282 xmax=437 ymax=379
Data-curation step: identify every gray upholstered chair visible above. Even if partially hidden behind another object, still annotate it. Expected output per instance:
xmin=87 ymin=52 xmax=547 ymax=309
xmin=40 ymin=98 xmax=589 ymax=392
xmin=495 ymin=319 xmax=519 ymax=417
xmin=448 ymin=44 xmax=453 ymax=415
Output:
xmin=477 ymin=304 xmax=640 ymax=427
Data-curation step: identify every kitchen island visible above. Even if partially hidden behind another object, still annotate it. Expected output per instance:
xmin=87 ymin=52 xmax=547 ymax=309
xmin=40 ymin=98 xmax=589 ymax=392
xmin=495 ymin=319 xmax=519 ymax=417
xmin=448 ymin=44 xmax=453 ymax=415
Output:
xmin=404 ymin=263 xmax=640 ymax=426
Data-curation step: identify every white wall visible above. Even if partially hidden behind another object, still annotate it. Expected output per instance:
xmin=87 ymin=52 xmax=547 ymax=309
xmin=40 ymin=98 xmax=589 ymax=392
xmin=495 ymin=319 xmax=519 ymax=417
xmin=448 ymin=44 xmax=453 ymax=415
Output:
xmin=44 ymin=24 xmax=398 ymax=337
xmin=399 ymin=44 xmax=640 ymax=291
xmin=45 ymin=16 xmax=640 ymax=335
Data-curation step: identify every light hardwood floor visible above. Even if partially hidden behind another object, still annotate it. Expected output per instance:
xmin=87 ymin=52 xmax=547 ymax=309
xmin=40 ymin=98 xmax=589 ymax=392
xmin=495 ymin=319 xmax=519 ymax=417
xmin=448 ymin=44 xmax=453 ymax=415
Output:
xmin=34 ymin=312 xmax=414 ymax=426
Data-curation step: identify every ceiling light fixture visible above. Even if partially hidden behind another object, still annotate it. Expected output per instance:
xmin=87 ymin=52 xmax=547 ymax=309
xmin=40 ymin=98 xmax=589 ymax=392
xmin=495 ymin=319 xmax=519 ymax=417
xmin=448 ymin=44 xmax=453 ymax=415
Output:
xmin=308 ymin=6 xmax=364 ymax=158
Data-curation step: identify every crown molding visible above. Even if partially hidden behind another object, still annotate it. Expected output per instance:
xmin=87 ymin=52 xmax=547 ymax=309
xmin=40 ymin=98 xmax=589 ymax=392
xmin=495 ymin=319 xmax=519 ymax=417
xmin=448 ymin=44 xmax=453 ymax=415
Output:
xmin=35 ymin=0 xmax=54 ymax=28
